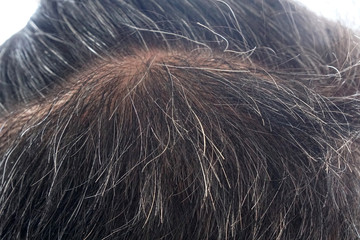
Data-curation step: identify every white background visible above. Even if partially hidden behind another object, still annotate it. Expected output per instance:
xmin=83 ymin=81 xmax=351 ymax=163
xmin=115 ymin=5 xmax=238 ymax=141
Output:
xmin=0 ymin=0 xmax=359 ymax=45
xmin=0 ymin=0 xmax=40 ymax=44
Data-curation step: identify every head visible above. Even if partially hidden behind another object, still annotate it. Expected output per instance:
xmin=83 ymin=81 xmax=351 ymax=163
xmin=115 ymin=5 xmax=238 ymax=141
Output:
xmin=1 ymin=0 xmax=360 ymax=239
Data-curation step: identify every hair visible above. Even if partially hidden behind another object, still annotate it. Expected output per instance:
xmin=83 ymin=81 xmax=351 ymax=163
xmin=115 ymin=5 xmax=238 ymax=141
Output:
xmin=1 ymin=0 xmax=360 ymax=239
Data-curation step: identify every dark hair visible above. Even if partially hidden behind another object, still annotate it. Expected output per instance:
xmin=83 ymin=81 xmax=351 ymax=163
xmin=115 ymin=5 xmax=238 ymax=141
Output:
xmin=1 ymin=0 xmax=360 ymax=239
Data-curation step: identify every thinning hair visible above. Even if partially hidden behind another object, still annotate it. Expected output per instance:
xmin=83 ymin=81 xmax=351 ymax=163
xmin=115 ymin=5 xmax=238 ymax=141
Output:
xmin=1 ymin=0 xmax=360 ymax=239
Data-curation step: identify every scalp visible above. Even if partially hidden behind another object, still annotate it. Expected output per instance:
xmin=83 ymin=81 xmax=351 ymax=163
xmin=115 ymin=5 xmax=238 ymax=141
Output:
xmin=1 ymin=0 xmax=360 ymax=239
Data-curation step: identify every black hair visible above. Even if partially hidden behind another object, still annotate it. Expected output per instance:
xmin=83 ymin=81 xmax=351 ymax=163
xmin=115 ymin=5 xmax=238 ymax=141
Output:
xmin=1 ymin=0 xmax=360 ymax=239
